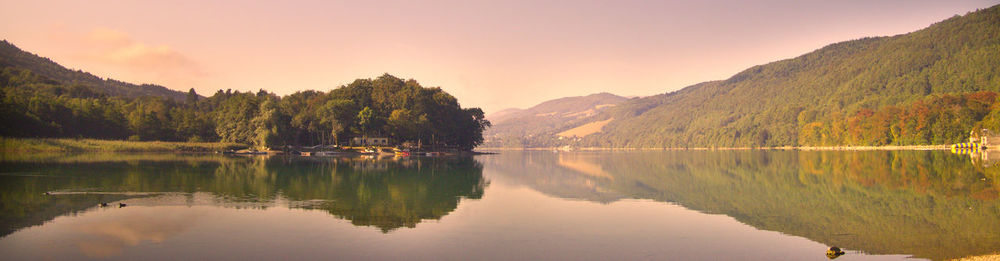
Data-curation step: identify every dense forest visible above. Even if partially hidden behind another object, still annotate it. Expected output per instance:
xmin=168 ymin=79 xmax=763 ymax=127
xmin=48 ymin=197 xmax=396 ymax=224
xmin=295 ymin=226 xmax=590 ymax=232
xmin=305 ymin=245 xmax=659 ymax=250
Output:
xmin=799 ymin=91 xmax=1000 ymax=146
xmin=586 ymin=5 xmax=1000 ymax=148
xmin=0 ymin=42 xmax=490 ymax=150
xmin=490 ymin=5 xmax=1000 ymax=148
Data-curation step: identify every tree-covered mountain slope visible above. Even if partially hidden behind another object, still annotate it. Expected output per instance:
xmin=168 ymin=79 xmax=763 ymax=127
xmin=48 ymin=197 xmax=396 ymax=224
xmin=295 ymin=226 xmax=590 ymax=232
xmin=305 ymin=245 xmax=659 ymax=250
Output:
xmin=564 ymin=5 xmax=1000 ymax=148
xmin=0 ymin=40 xmax=189 ymax=101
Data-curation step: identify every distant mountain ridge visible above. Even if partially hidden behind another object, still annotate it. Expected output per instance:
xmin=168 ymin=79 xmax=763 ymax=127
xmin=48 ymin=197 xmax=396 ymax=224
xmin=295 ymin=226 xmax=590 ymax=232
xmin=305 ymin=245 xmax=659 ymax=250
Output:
xmin=498 ymin=4 xmax=1000 ymax=148
xmin=0 ymin=40 xmax=189 ymax=101
xmin=485 ymin=108 xmax=525 ymax=125
xmin=484 ymin=92 xmax=628 ymax=147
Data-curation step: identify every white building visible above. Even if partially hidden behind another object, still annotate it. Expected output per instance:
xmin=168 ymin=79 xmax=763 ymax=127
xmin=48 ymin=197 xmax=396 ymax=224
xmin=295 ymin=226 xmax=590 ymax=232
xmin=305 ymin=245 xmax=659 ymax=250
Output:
xmin=351 ymin=137 xmax=389 ymax=146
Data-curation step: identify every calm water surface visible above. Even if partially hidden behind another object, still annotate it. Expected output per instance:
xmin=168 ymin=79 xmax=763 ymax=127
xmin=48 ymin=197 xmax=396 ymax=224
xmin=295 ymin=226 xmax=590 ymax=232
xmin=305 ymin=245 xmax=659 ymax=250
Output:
xmin=0 ymin=150 xmax=997 ymax=260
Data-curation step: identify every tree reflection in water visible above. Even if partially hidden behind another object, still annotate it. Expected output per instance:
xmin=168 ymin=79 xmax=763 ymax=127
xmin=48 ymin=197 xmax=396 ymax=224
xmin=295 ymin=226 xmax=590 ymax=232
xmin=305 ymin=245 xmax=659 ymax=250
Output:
xmin=4 ymin=150 xmax=999 ymax=260
xmin=0 ymin=154 xmax=487 ymax=235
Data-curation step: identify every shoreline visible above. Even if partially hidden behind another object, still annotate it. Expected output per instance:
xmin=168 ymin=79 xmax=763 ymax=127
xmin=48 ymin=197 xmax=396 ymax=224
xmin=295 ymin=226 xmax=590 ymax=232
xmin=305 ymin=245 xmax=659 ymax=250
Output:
xmin=1 ymin=137 xmax=494 ymax=155
xmin=1 ymin=138 xmax=247 ymax=153
xmin=3 ymin=137 xmax=957 ymax=153
xmin=478 ymin=145 xmax=952 ymax=151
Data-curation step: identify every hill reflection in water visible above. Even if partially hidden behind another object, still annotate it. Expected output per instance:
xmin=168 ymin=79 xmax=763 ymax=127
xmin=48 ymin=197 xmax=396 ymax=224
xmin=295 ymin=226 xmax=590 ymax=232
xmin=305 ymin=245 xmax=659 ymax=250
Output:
xmin=481 ymin=150 xmax=1000 ymax=261
xmin=2 ymin=150 xmax=999 ymax=260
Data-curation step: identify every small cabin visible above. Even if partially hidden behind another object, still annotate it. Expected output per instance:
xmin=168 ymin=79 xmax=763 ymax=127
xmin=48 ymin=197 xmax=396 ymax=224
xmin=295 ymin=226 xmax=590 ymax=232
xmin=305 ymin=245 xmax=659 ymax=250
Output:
xmin=351 ymin=137 xmax=389 ymax=146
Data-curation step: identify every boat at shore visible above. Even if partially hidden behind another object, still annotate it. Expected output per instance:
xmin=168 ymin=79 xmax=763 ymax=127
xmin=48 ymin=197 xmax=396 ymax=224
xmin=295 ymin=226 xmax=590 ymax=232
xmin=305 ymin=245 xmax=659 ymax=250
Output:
xmin=221 ymin=149 xmax=280 ymax=155
xmin=362 ymin=147 xmax=379 ymax=155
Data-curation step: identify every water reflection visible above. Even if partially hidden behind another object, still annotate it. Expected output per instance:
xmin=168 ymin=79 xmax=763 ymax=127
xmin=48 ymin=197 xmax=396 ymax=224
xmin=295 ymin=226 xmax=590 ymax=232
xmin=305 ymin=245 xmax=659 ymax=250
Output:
xmin=0 ymin=154 xmax=487 ymax=235
xmin=3 ymin=150 xmax=999 ymax=260
xmin=480 ymin=152 xmax=625 ymax=203
xmin=482 ymin=150 xmax=1000 ymax=261
xmin=72 ymin=207 xmax=198 ymax=258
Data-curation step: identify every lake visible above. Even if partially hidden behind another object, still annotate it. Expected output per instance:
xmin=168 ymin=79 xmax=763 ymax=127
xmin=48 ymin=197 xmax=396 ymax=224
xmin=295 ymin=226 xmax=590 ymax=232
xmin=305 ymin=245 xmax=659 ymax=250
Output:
xmin=0 ymin=150 xmax=997 ymax=260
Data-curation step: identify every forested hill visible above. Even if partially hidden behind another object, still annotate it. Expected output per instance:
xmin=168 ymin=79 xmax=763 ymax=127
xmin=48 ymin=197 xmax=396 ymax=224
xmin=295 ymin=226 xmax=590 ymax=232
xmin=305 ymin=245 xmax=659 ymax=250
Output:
xmin=561 ymin=5 xmax=1000 ymax=148
xmin=1 ymin=61 xmax=489 ymax=149
xmin=0 ymin=40 xmax=188 ymax=101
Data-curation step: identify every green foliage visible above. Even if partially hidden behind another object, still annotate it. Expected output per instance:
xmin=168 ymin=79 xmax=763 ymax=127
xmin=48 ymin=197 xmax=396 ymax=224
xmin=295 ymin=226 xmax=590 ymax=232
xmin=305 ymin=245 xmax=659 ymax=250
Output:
xmin=0 ymin=40 xmax=190 ymax=101
xmin=214 ymin=92 xmax=262 ymax=144
xmin=317 ymin=99 xmax=354 ymax=145
xmin=252 ymin=97 xmax=284 ymax=149
xmin=0 ymin=48 xmax=490 ymax=150
xmin=799 ymin=92 xmax=998 ymax=146
xmin=505 ymin=6 xmax=1000 ymax=148
xmin=387 ymin=108 xmax=428 ymax=142
xmin=357 ymin=106 xmax=375 ymax=135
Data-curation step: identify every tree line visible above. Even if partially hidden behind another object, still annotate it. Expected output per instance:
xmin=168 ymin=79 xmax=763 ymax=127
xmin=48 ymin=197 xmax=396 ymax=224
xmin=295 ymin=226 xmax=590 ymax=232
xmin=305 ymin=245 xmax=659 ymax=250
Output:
xmin=0 ymin=70 xmax=490 ymax=150
xmin=799 ymin=91 xmax=1000 ymax=146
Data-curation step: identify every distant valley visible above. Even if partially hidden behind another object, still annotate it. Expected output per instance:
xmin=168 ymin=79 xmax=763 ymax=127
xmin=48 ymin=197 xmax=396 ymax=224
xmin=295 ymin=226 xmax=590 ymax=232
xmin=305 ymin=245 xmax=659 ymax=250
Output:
xmin=484 ymin=92 xmax=628 ymax=147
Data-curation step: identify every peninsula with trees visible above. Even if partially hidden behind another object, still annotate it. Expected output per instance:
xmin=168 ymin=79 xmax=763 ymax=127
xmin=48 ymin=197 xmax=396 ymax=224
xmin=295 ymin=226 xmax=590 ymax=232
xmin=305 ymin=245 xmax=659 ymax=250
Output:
xmin=0 ymin=40 xmax=490 ymax=152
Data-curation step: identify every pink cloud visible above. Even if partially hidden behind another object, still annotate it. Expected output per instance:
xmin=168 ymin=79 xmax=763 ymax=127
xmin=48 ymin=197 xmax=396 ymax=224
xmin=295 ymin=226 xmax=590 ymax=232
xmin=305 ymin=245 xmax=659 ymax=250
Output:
xmin=81 ymin=27 xmax=206 ymax=84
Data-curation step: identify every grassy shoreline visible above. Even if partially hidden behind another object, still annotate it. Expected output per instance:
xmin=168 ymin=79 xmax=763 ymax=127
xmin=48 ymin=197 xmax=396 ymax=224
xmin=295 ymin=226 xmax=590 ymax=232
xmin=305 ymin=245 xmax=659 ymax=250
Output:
xmin=0 ymin=138 xmax=247 ymax=153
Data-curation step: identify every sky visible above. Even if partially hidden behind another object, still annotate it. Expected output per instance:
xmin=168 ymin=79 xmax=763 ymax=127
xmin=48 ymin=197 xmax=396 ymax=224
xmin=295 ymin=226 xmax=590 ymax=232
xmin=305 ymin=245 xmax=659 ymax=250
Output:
xmin=2 ymin=0 xmax=998 ymax=114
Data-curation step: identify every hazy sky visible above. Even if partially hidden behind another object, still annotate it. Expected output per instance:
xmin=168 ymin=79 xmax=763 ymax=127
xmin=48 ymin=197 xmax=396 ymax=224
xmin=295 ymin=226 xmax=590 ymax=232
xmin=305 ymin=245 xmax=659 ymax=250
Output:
xmin=2 ymin=0 xmax=998 ymax=113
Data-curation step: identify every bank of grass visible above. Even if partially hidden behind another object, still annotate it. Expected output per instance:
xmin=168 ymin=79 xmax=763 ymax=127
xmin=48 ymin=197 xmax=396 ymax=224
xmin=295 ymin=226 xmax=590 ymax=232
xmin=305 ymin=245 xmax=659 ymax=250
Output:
xmin=0 ymin=137 xmax=247 ymax=153
xmin=950 ymin=253 xmax=1000 ymax=261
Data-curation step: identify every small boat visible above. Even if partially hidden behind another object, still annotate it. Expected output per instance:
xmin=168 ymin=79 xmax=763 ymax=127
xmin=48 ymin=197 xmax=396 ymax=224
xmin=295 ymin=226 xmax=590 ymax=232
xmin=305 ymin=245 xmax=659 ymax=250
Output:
xmin=394 ymin=148 xmax=411 ymax=157
xmin=233 ymin=149 xmax=267 ymax=155
xmin=826 ymin=246 xmax=845 ymax=259
xmin=952 ymin=142 xmax=981 ymax=149
xmin=952 ymin=147 xmax=981 ymax=155
xmin=314 ymin=151 xmax=348 ymax=156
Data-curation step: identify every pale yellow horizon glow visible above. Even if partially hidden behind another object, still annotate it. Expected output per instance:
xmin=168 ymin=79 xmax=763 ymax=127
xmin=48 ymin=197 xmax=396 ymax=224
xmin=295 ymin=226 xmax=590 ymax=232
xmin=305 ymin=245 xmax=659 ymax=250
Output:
xmin=2 ymin=0 xmax=998 ymax=114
